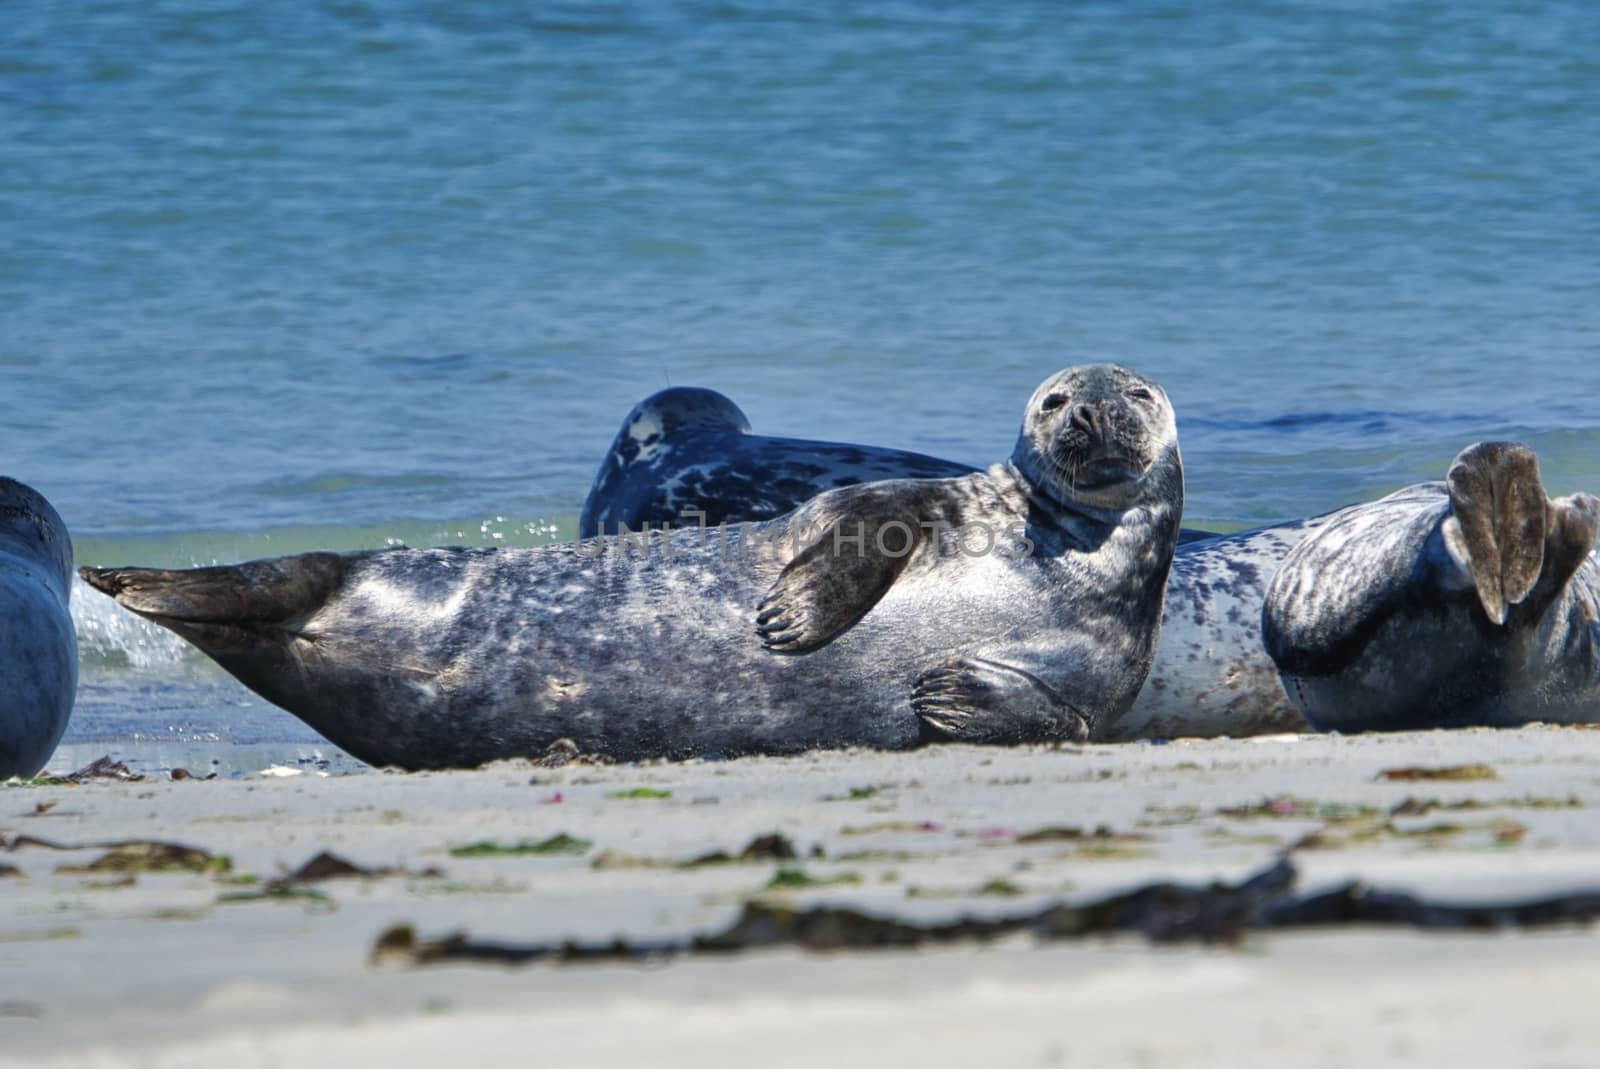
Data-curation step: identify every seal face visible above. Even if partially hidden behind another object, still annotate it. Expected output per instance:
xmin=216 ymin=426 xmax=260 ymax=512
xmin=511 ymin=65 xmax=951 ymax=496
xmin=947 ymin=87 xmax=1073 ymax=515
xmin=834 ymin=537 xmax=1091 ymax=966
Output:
xmin=81 ymin=365 xmax=1184 ymax=769
xmin=0 ymin=477 xmax=78 ymax=778
xmin=580 ymin=393 xmax=1600 ymax=738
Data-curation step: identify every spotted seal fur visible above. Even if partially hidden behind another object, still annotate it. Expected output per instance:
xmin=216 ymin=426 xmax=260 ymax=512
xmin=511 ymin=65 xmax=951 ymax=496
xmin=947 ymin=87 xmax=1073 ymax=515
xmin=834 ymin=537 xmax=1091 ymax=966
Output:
xmin=80 ymin=365 xmax=1184 ymax=768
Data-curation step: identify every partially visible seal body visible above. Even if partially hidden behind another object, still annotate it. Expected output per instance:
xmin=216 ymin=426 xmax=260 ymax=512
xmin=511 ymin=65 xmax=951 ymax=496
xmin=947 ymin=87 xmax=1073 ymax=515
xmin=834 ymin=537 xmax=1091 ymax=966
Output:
xmin=82 ymin=365 xmax=1185 ymax=769
xmin=1264 ymin=442 xmax=1600 ymax=731
xmin=579 ymin=386 xmax=973 ymax=537
xmin=0 ymin=478 xmax=78 ymax=778
xmin=580 ymin=389 xmax=1600 ymax=736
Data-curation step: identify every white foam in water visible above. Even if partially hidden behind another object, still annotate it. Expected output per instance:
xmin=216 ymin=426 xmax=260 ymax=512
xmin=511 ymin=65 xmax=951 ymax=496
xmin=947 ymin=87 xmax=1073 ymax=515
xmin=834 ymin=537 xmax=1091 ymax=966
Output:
xmin=71 ymin=573 xmax=195 ymax=670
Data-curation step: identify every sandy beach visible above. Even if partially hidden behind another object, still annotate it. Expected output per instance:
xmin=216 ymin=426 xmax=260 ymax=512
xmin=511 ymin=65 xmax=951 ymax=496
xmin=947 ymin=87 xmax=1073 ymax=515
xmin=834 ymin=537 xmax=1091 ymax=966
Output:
xmin=7 ymin=726 xmax=1600 ymax=1067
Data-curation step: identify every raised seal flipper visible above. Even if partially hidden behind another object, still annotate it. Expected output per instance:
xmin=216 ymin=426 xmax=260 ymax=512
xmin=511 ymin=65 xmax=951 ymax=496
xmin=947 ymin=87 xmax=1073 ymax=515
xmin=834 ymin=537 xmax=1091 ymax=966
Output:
xmin=1446 ymin=443 xmax=1598 ymax=626
xmin=756 ymin=480 xmax=957 ymax=652
xmin=912 ymin=656 xmax=1090 ymax=744
xmin=1444 ymin=441 xmax=1547 ymax=624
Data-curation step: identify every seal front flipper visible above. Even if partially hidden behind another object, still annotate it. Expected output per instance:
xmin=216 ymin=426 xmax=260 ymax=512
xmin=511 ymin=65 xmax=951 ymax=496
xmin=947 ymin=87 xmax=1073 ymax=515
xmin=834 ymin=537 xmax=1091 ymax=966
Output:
xmin=912 ymin=657 xmax=1090 ymax=744
xmin=756 ymin=482 xmax=947 ymax=652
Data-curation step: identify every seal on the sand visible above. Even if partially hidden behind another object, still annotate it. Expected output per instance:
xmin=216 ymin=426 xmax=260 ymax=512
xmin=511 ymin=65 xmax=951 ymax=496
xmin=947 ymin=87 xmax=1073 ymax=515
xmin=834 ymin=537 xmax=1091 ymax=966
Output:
xmin=1 ymin=478 xmax=78 ymax=778
xmin=580 ymin=389 xmax=1600 ymax=737
xmin=81 ymin=365 xmax=1185 ymax=769
xmin=1264 ymin=441 xmax=1600 ymax=731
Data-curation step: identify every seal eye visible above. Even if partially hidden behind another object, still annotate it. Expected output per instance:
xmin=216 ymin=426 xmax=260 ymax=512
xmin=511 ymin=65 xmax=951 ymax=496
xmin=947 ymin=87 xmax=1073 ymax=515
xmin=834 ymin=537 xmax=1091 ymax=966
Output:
xmin=1125 ymin=385 xmax=1155 ymax=403
xmin=1040 ymin=393 xmax=1069 ymax=413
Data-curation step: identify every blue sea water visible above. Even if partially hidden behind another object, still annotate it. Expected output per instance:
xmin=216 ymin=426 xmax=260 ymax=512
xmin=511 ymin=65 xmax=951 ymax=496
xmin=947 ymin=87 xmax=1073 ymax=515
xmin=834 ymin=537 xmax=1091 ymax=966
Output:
xmin=4 ymin=0 xmax=1598 ymax=768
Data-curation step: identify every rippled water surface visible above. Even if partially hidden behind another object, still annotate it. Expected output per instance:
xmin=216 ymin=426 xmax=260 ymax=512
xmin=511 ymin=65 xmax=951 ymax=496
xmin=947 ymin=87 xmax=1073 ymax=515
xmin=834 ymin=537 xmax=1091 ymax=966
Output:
xmin=4 ymin=0 xmax=1597 ymax=761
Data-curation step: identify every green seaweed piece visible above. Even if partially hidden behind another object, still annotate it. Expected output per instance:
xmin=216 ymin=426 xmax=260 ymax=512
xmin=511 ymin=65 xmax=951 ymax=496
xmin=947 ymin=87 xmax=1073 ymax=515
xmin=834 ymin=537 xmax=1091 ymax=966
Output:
xmin=763 ymin=867 xmax=861 ymax=891
xmin=977 ymin=878 xmax=1025 ymax=897
xmin=606 ymin=787 xmax=672 ymax=800
xmin=824 ymin=785 xmax=889 ymax=802
xmin=218 ymin=883 xmax=333 ymax=907
xmin=449 ymin=834 xmax=592 ymax=858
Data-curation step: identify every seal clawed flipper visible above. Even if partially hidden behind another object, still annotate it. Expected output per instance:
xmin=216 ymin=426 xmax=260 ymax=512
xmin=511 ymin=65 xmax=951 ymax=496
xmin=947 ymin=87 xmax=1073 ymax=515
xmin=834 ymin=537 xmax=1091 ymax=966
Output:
xmin=78 ymin=554 xmax=347 ymax=651
xmin=755 ymin=483 xmax=945 ymax=652
xmin=756 ymin=536 xmax=900 ymax=651
xmin=912 ymin=657 xmax=1090 ymax=744
xmin=1446 ymin=442 xmax=1600 ymax=626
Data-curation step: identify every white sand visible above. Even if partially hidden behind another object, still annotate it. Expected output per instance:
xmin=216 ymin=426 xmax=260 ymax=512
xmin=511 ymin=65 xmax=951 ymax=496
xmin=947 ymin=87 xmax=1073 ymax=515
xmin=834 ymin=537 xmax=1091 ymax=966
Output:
xmin=6 ymin=726 xmax=1600 ymax=1067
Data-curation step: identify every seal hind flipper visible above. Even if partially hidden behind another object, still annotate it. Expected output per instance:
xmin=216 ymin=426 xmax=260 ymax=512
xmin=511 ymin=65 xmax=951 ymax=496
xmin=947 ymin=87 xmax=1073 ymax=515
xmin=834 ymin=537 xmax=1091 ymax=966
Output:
xmin=1444 ymin=442 xmax=1548 ymax=625
xmin=756 ymin=482 xmax=954 ymax=652
xmin=911 ymin=657 xmax=1090 ymax=744
xmin=79 ymin=554 xmax=346 ymax=640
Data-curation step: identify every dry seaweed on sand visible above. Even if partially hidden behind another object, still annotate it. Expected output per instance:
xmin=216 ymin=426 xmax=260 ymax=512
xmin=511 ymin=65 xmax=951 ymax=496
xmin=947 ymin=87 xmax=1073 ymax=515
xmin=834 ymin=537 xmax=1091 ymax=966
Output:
xmin=4 ymin=833 xmax=231 ymax=876
xmin=1378 ymin=764 xmax=1498 ymax=782
xmin=5 ymin=756 xmax=144 ymax=788
xmin=371 ymin=856 xmax=1600 ymax=968
xmin=682 ymin=833 xmax=799 ymax=867
xmin=53 ymin=841 xmax=231 ymax=876
xmin=287 ymin=850 xmax=443 ymax=881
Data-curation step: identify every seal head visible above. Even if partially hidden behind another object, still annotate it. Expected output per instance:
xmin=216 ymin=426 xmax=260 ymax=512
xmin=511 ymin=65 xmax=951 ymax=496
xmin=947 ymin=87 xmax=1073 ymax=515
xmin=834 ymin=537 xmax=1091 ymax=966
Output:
xmin=1011 ymin=364 xmax=1182 ymax=514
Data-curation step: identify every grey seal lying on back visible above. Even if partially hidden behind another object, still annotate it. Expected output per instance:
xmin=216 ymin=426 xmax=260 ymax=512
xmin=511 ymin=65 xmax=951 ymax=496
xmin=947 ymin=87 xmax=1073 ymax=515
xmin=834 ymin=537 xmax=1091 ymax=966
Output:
xmin=1 ymin=478 xmax=78 ymax=778
xmin=81 ymin=365 xmax=1185 ymax=769
xmin=582 ymin=388 xmax=1600 ymax=736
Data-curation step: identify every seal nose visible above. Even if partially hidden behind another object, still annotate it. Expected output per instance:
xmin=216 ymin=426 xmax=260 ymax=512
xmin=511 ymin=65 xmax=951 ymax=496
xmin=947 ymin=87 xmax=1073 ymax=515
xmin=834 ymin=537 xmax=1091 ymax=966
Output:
xmin=1068 ymin=401 xmax=1108 ymax=439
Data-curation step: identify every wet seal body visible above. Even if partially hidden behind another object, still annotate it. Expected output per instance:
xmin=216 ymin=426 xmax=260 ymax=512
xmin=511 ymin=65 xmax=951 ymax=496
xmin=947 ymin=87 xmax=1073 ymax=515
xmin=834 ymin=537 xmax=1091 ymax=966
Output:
xmin=1 ymin=478 xmax=78 ymax=778
xmin=83 ymin=365 xmax=1184 ymax=769
xmin=582 ymin=390 xmax=1600 ymax=736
